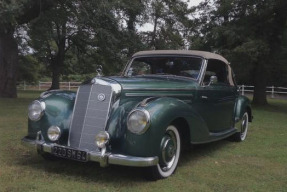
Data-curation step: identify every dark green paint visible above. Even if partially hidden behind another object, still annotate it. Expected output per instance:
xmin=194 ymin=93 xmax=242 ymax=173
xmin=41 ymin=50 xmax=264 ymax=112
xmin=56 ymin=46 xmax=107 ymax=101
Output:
xmin=27 ymin=91 xmax=76 ymax=145
xmin=26 ymin=76 xmax=251 ymax=158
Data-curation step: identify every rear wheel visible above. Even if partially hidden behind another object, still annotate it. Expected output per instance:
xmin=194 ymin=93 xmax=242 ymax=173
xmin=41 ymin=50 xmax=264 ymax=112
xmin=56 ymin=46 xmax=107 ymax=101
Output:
xmin=232 ymin=112 xmax=249 ymax=142
xmin=147 ymin=125 xmax=181 ymax=180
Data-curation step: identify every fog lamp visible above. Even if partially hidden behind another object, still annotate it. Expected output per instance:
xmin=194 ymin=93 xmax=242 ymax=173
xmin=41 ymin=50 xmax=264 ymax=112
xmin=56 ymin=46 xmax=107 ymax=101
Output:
xmin=95 ymin=131 xmax=110 ymax=148
xmin=47 ymin=126 xmax=61 ymax=141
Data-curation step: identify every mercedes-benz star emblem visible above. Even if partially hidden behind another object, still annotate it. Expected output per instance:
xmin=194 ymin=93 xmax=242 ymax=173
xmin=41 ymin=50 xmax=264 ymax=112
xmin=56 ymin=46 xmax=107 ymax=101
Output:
xmin=97 ymin=93 xmax=106 ymax=101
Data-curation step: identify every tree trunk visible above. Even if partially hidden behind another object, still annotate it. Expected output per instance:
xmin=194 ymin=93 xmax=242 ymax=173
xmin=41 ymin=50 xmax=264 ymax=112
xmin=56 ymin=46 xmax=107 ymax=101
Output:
xmin=252 ymin=63 xmax=268 ymax=105
xmin=50 ymin=59 xmax=61 ymax=90
xmin=151 ymin=15 xmax=159 ymax=49
xmin=49 ymin=23 xmax=66 ymax=90
xmin=50 ymin=48 xmax=65 ymax=90
xmin=0 ymin=27 xmax=18 ymax=98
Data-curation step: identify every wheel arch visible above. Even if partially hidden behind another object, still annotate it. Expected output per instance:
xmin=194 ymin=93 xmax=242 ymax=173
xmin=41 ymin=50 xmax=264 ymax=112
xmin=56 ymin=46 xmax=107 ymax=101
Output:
xmin=234 ymin=95 xmax=252 ymax=123
xmin=121 ymin=97 xmax=209 ymax=157
xmin=170 ymin=117 xmax=190 ymax=149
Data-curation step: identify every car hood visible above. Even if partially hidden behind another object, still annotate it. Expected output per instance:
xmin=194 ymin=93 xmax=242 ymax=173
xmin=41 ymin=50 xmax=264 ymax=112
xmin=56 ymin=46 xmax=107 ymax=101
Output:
xmin=107 ymin=76 xmax=198 ymax=90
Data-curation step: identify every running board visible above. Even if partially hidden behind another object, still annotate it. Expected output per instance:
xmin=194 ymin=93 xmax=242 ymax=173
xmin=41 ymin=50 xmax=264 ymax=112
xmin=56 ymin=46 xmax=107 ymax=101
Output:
xmin=209 ymin=128 xmax=237 ymax=137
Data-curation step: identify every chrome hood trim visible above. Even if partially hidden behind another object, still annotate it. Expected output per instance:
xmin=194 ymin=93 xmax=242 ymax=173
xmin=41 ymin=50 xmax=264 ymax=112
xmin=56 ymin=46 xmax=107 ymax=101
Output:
xmin=91 ymin=77 xmax=122 ymax=102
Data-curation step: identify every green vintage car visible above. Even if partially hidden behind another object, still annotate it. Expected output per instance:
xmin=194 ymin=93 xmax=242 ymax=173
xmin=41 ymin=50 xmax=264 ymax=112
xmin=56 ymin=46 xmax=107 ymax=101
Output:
xmin=22 ymin=50 xmax=252 ymax=180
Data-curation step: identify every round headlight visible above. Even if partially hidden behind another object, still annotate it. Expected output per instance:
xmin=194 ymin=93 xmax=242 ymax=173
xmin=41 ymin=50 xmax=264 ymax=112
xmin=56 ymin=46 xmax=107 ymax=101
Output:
xmin=47 ymin=126 xmax=61 ymax=141
xmin=95 ymin=131 xmax=110 ymax=148
xmin=28 ymin=100 xmax=45 ymax=121
xmin=127 ymin=109 xmax=151 ymax=135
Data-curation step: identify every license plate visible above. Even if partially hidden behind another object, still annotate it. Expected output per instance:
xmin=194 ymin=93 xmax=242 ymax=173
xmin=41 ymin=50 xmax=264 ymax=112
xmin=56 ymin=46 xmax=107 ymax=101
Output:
xmin=52 ymin=146 xmax=87 ymax=162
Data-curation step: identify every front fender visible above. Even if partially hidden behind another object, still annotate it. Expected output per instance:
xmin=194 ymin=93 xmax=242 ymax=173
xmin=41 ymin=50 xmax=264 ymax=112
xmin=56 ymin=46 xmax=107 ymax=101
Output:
xmin=118 ymin=97 xmax=209 ymax=157
xmin=27 ymin=91 xmax=76 ymax=144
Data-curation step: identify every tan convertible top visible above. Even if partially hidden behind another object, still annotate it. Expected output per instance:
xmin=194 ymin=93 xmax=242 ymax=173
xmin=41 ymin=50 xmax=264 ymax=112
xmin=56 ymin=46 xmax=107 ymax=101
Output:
xmin=132 ymin=50 xmax=229 ymax=64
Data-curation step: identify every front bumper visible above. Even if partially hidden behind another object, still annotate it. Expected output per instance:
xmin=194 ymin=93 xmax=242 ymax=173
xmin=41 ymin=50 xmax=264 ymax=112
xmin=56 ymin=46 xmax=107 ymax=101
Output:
xmin=21 ymin=136 xmax=158 ymax=167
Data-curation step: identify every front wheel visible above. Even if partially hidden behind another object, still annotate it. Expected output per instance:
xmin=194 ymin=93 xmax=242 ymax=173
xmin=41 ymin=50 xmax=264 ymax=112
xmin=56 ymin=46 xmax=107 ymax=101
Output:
xmin=147 ymin=125 xmax=181 ymax=180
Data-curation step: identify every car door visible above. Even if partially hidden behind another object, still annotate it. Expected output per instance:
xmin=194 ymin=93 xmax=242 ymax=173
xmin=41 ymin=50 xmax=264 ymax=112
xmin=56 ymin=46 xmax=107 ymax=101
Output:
xmin=195 ymin=59 xmax=237 ymax=133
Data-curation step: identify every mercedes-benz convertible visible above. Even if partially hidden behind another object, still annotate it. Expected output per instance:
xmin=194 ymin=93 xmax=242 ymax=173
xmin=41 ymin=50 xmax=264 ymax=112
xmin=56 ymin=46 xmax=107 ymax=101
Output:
xmin=22 ymin=50 xmax=252 ymax=180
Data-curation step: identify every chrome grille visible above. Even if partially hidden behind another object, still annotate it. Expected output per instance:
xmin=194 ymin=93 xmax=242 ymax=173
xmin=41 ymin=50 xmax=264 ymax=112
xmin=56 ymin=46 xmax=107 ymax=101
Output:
xmin=68 ymin=83 xmax=113 ymax=151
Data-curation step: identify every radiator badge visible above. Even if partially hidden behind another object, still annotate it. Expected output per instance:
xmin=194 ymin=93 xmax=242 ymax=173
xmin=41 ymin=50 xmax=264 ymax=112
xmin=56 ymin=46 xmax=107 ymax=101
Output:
xmin=97 ymin=93 xmax=106 ymax=101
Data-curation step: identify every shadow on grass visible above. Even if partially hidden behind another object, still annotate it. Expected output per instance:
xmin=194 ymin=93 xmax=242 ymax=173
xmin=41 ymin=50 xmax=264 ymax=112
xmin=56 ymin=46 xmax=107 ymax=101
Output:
xmin=179 ymin=140 xmax=231 ymax=167
xmin=17 ymin=154 xmax=146 ymax=183
xmin=14 ymin=139 xmax=231 ymax=183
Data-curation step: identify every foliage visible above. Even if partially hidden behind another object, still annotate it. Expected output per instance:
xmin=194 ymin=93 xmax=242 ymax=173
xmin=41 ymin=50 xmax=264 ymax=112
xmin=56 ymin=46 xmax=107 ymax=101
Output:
xmin=2 ymin=0 xmax=287 ymax=103
xmin=18 ymin=55 xmax=43 ymax=83
xmin=190 ymin=0 xmax=287 ymax=105
xmin=141 ymin=0 xmax=192 ymax=49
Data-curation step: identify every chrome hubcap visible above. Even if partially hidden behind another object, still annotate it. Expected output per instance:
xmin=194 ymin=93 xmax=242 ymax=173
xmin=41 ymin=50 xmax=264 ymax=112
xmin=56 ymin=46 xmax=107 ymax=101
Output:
xmin=161 ymin=131 xmax=177 ymax=171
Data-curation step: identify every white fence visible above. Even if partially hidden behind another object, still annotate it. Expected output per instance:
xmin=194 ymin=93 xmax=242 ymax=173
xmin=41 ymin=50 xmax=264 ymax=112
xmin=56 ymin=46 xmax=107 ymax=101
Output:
xmin=18 ymin=81 xmax=81 ymax=91
xmin=18 ymin=81 xmax=287 ymax=98
xmin=238 ymin=85 xmax=287 ymax=98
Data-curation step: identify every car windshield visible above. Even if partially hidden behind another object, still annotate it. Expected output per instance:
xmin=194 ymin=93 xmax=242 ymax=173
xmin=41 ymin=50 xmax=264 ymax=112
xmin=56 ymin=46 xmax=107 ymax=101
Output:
xmin=126 ymin=56 xmax=203 ymax=80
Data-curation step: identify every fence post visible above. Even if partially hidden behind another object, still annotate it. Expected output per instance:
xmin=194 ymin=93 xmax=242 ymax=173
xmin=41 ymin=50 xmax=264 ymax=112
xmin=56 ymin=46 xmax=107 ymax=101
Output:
xmin=242 ymin=85 xmax=245 ymax=95
xmin=271 ymin=86 xmax=274 ymax=98
xmin=69 ymin=82 xmax=71 ymax=90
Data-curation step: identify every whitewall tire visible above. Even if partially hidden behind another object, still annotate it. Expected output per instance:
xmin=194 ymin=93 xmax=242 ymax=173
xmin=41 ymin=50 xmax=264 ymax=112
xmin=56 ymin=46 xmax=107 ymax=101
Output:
xmin=147 ymin=125 xmax=181 ymax=180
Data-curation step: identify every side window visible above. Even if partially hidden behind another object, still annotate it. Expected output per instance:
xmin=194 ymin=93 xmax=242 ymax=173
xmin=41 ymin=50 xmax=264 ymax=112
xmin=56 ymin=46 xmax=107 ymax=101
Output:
xmin=204 ymin=59 xmax=230 ymax=85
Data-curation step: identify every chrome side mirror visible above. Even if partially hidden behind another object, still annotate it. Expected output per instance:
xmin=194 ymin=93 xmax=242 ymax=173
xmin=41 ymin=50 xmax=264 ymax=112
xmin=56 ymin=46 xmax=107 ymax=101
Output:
xmin=209 ymin=75 xmax=218 ymax=85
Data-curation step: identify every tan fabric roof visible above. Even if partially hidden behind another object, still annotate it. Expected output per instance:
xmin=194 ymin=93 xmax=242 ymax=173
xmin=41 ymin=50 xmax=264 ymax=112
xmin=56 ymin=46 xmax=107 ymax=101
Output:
xmin=132 ymin=50 xmax=229 ymax=64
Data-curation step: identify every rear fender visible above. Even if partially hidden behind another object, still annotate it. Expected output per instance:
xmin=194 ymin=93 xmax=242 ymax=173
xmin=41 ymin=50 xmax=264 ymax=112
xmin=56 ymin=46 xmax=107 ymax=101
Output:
xmin=234 ymin=95 xmax=252 ymax=123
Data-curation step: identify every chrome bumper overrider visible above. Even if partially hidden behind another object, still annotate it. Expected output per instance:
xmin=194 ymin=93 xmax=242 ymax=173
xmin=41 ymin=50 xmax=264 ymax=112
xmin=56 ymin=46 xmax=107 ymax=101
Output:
xmin=21 ymin=136 xmax=158 ymax=167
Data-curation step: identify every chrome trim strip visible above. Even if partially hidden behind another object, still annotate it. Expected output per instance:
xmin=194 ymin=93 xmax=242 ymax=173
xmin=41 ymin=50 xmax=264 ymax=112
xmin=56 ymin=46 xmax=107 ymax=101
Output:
xmin=125 ymin=93 xmax=194 ymax=97
xmin=199 ymin=59 xmax=208 ymax=86
xmin=123 ymin=88 xmax=195 ymax=91
xmin=21 ymin=137 xmax=158 ymax=167
xmin=209 ymin=128 xmax=237 ymax=137
xmin=68 ymin=87 xmax=80 ymax=147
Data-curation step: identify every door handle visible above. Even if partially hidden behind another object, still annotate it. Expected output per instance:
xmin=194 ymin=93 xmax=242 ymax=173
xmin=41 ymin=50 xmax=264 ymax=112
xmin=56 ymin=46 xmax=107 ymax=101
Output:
xmin=201 ymin=96 xmax=208 ymax=99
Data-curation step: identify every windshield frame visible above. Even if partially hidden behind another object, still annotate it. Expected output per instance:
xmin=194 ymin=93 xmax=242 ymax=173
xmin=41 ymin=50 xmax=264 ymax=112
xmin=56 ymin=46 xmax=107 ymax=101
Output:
xmin=123 ymin=55 xmax=205 ymax=82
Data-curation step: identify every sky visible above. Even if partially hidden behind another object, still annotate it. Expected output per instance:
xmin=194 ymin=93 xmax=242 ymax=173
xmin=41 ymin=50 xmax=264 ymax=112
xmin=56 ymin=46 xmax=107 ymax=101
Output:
xmin=139 ymin=0 xmax=203 ymax=31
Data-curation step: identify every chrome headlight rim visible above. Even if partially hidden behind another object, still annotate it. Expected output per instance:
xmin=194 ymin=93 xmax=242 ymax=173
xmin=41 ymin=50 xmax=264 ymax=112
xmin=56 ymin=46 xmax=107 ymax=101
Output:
xmin=127 ymin=108 xmax=151 ymax=135
xmin=28 ymin=100 xmax=46 ymax=121
xmin=47 ymin=126 xmax=61 ymax=142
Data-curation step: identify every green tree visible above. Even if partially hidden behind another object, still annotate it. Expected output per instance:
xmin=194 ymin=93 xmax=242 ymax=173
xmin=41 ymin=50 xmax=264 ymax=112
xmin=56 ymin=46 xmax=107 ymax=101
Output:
xmin=142 ymin=0 xmax=192 ymax=50
xmin=76 ymin=0 xmax=131 ymax=75
xmin=28 ymin=1 xmax=83 ymax=89
xmin=0 ymin=0 xmax=54 ymax=98
xmin=191 ymin=0 xmax=287 ymax=105
xmin=115 ymin=0 xmax=147 ymax=56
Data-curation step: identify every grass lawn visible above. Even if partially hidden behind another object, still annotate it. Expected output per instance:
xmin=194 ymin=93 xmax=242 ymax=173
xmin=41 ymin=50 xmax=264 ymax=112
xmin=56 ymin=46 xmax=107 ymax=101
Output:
xmin=0 ymin=91 xmax=286 ymax=192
